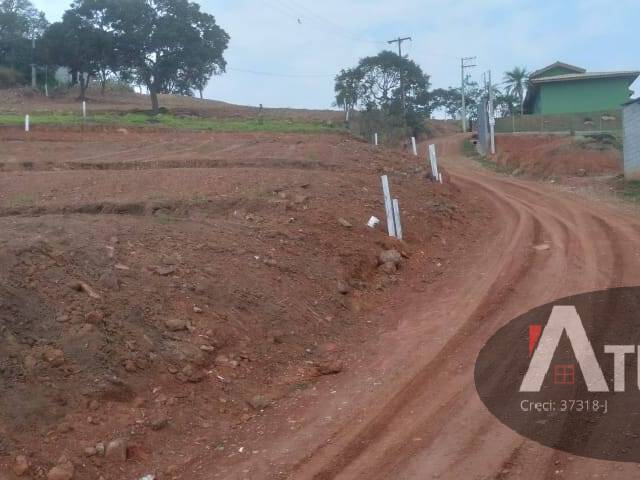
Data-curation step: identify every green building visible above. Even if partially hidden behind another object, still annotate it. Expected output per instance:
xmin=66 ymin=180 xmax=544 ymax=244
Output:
xmin=523 ymin=61 xmax=639 ymax=115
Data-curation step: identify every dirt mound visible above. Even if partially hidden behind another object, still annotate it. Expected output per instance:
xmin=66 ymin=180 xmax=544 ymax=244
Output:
xmin=493 ymin=134 xmax=622 ymax=178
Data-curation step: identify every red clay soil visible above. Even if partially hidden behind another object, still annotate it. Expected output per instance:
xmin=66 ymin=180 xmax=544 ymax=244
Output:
xmin=0 ymin=127 xmax=491 ymax=479
xmin=493 ymin=133 xmax=622 ymax=178
xmin=219 ymin=135 xmax=640 ymax=480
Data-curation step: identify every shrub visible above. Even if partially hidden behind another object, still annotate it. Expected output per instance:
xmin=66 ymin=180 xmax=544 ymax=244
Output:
xmin=0 ymin=67 xmax=25 ymax=88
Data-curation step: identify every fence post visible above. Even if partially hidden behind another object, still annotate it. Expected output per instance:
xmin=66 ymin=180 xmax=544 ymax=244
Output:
xmin=392 ymin=199 xmax=403 ymax=240
xmin=381 ymin=175 xmax=396 ymax=238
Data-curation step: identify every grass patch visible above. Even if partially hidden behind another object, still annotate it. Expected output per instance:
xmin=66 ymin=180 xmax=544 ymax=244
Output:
xmin=154 ymin=212 xmax=177 ymax=225
xmin=0 ymin=112 xmax=342 ymax=134
xmin=616 ymin=179 xmax=640 ymax=203
xmin=8 ymin=193 xmax=34 ymax=208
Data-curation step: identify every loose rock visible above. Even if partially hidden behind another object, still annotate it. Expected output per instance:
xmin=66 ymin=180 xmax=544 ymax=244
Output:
xmin=47 ymin=457 xmax=74 ymax=480
xmin=379 ymin=249 xmax=402 ymax=266
xmin=105 ymin=438 xmax=128 ymax=462
xmin=43 ymin=348 xmax=65 ymax=367
xmin=337 ymin=280 xmax=351 ymax=295
xmin=378 ymin=262 xmax=397 ymax=274
xmin=248 ymin=394 xmax=270 ymax=410
xmin=14 ymin=455 xmax=29 ymax=476
xmin=164 ymin=318 xmax=187 ymax=332
xmin=155 ymin=265 xmax=177 ymax=276
xmin=338 ymin=218 xmax=353 ymax=228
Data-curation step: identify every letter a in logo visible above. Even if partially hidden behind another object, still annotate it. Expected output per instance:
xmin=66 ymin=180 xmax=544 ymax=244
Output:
xmin=520 ymin=306 xmax=608 ymax=392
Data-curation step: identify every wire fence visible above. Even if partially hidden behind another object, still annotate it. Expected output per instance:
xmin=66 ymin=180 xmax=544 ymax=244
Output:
xmin=495 ymin=109 xmax=623 ymax=135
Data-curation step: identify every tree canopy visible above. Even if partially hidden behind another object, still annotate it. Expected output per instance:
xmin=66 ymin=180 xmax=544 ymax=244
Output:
xmin=503 ymin=66 xmax=529 ymax=114
xmin=0 ymin=0 xmax=47 ymax=79
xmin=100 ymin=0 xmax=229 ymax=113
xmin=2 ymin=0 xmax=230 ymax=112
xmin=335 ymin=50 xmax=430 ymax=137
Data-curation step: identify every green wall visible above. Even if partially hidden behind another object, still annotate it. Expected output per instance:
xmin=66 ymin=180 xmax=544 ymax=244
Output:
xmin=536 ymin=77 xmax=632 ymax=114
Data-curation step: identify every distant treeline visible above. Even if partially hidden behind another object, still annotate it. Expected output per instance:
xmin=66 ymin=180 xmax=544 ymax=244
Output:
xmin=0 ymin=0 xmax=229 ymax=112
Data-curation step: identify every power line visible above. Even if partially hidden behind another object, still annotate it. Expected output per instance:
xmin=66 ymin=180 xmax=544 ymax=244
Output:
xmin=263 ymin=0 xmax=386 ymax=45
xmin=227 ymin=67 xmax=334 ymax=78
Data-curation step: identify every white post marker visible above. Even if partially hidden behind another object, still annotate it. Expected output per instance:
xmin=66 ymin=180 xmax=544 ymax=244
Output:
xmin=439 ymin=172 xmax=443 ymax=184
xmin=428 ymin=144 xmax=440 ymax=181
xmin=381 ymin=175 xmax=397 ymax=238
xmin=25 ymin=114 xmax=30 ymax=132
xmin=411 ymin=137 xmax=417 ymax=156
xmin=82 ymin=101 xmax=87 ymax=118
xmin=374 ymin=133 xmax=379 ymax=146
xmin=392 ymin=199 xmax=403 ymax=240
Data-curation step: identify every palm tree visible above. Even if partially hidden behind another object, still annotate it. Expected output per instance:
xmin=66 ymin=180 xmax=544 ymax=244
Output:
xmin=504 ymin=67 xmax=529 ymax=115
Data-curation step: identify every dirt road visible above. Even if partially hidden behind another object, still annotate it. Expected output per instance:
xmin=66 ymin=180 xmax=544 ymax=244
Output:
xmin=218 ymin=135 xmax=640 ymax=479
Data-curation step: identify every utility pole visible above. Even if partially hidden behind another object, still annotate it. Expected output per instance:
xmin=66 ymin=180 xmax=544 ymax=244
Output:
xmin=488 ymin=70 xmax=496 ymax=154
xmin=460 ymin=56 xmax=477 ymax=133
xmin=388 ymin=36 xmax=412 ymax=113
xmin=31 ymin=38 xmax=36 ymax=89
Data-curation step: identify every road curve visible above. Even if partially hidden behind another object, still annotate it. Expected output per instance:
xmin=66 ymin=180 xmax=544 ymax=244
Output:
xmin=288 ymin=136 xmax=640 ymax=480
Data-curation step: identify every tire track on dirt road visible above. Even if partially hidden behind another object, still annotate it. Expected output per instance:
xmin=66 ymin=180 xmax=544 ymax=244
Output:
xmin=289 ymin=141 xmax=640 ymax=480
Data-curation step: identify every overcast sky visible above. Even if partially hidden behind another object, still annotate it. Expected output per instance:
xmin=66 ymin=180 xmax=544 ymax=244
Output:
xmin=32 ymin=0 xmax=640 ymax=110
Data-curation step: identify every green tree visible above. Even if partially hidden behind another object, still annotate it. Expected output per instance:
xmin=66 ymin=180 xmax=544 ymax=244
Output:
xmin=334 ymin=67 xmax=361 ymax=114
xmin=494 ymin=90 xmax=519 ymax=117
xmin=335 ymin=50 xmax=430 ymax=137
xmin=102 ymin=0 xmax=229 ymax=113
xmin=430 ymin=87 xmax=461 ymax=120
xmin=41 ymin=3 xmax=115 ymax=100
xmin=503 ymin=66 xmax=529 ymax=114
xmin=0 ymin=0 xmax=47 ymax=80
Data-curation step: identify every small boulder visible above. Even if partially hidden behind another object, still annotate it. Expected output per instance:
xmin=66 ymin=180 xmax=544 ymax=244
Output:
xmin=248 ymin=394 xmax=270 ymax=410
xmin=47 ymin=457 xmax=74 ymax=480
xmin=43 ymin=347 xmax=65 ymax=367
xmin=378 ymin=262 xmax=397 ymax=275
xmin=14 ymin=455 xmax=29 ymax=476
xmin=337 ymin=218 xmax=353 ymax=228
xmin=164 ymin=318 xmax=187 ymax=332
xmin=379 ymin=249 xmax=402 ymax=266
xmin=105 ymin=438 xmax=128 ymax=462
xmin=315 ymin=361 xmax=344 ymax=376
xmin=155 ymin=265 xmax=177 ymax=276
xmin=150 ymin=416 xmax=170 ymax=431
xmin=337 ymin=280 xmax=351 ymax=295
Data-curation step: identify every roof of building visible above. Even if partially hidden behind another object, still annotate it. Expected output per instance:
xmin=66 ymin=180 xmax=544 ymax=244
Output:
xmin=531 ymin=71 xmax=640 ymax=85
xmin=529 ymin=61 xmax=586 ymax=79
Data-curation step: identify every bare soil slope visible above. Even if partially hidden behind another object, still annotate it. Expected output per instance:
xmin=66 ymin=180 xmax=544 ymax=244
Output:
xmin=0 ymin=127 xmax=489 ymax=480
xmin=493 ymin=133 xmax=622 ymax=178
